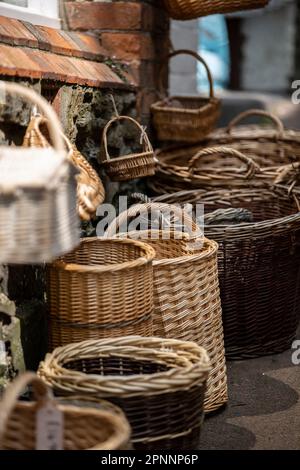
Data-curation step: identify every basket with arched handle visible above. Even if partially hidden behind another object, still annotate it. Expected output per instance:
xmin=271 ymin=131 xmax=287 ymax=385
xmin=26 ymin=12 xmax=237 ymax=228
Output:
xmin=151 ymin=49 xmax=220 ymax=143
xmin=0 ymin=81 xmax=79 ymax=264
xmin=100 ymin=115 xmax=155 ymax=181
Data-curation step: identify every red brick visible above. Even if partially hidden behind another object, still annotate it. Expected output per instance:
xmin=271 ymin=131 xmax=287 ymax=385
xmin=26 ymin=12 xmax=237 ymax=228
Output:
xmin=64 ymin=2 xmax=146 ymax=31
xmin=101 ymin=33 xmax=155 ymax=61
xmin=0 ymin=15 xmax=37 ymax=47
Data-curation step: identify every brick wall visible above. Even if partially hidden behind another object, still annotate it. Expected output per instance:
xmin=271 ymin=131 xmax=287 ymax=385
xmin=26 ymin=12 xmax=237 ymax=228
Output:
xmin=63 ymin=0 xmax=170 ymax=125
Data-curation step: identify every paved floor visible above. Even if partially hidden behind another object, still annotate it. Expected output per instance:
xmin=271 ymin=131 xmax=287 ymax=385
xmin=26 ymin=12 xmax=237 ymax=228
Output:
xmin=199 ymin=328 xmax=300 ymax=450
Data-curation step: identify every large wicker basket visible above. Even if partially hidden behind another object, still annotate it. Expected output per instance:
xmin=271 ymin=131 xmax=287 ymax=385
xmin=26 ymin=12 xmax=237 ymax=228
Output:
xmin=105 ymin=202 xmax=227 ymax=413
xmin=151 ymin=50 xmax=220 ymax=143
xmin=0 ymin=81 xmax=79 ymax=264
xmin=38 ymin=336 xmax=211 ymax=450
xmin=23 ymin=115 xmax=105 ymax=221
xmin=0 ymin=373 xmax=131 ymax=450
xmin=164 ymin=0 xmax=270 ymax=20
xmin=100 ymin=115 xmax=155 ymax=181
xmin=154 ymin=185 xmax=300 ymax=358
xmin=47 ymin=238 xmax=155 ymax=349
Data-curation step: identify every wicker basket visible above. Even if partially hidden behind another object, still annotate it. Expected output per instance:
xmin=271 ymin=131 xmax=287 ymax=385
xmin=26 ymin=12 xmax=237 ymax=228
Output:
xmin=23 ymin=115 xmax=105 ymax=221
xmin=100 ymin=115 xmax=155 ymax=182
xmin=38 ymin=336 xmax=211 ymax=450
xmin=0 ymin=81 xmax=79 ymax=264
xmin=0 ymin=373 xmax=131 ymax=450
xmin=105 ymin=202 xmax=227 ymax=413
xmin=164 ymin=0 xmax=270 ymax=20
xmin=151 ymin=50 xmax=220 ymax=143
xmin=154 ymin=185 xmax=300 ymax=358
xmin=47 ymin=238 xmax=155 ymax=349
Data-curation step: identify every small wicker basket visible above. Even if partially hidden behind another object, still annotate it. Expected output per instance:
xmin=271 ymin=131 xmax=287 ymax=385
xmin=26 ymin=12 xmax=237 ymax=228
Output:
xmin=38 ymin=336 xmax=211 ymax=450
xmin=0 ymin=81 xmax=79 ymax=264
xmin=47 ymin=237 xmax=155 ymax=349
xmin=164 ymin=0 xmax=270 ymax=20
xmin=0 ymin=373 xmax=131 ymax=450
xmin=151 ymin=49 xmax=220 ymax=143
xmin=100 ymin=115 xmax=155 ymax=181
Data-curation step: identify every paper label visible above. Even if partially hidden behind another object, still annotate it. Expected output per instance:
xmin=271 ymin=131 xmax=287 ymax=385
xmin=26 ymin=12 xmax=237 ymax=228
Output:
xmin=36 ymin=402 xmax=64 ymax=450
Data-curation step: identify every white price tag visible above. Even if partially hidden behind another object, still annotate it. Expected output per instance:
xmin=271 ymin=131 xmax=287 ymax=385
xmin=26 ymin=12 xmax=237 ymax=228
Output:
xmin=36 ymin=402 xmax=64 ymax=450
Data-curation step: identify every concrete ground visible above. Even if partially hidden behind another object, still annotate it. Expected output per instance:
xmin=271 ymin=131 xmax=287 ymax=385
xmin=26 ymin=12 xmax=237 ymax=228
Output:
xmin=199 ymin=327 xmax=300 ymax=450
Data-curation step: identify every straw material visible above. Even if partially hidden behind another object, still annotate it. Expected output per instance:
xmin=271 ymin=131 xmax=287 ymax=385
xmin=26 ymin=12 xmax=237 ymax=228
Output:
xmin=151 ymin=50 xmax=220 ymax=143
xmin=23 ymin=115 xmax=105 ymax=221
xmin=154 ymin=185 xmax=300 ymax=358
xmin=38 ymin=336 xmax=211 ymax=450
xmin=47 ymin=238 xmax=155 ymax=349
xmin=0 ymin=373 xmax=131 ymax=450
xmin=164 ymin=0 xmax=269 ymax=20
xmin=0 ymin=81 xmax=79 ymax=264
xmin=105 ymin=202 xmax=227 ymax=412
xmin=100 ymin=115 xmax=155 ymax=181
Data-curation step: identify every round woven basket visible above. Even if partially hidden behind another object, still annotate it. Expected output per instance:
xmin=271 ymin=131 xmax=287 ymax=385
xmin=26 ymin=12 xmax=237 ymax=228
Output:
xmin=100 ymin=115 xmax=155 ymax=181
xmin=151 ymin=49 xmax=220 ymax=143
xmin=0 ymin=373 xmax=131 ymax=450
xmin=23 ymin=115 xmax=105 ymax=221
xmin=38 ymin=336 xmax=211 ymax=450
xmin=163 ymin=0 xmax=270 ymax=20
xmin=105 ymin=202 xmax=227 ymax=413
xmin=47 ymin=238 xmax=155 ymax=349
xmin=154 ymin=185 xmax=300 ymax=358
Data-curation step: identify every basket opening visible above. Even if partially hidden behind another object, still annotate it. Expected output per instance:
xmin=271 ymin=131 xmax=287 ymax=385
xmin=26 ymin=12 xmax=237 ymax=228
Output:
xmin=160 ymin=96 xmax=210 ymax=111
xmin=63 ymin=356 xmax=170 ymax=376
xmin=60 ymin=239 xmax=148 ymax=266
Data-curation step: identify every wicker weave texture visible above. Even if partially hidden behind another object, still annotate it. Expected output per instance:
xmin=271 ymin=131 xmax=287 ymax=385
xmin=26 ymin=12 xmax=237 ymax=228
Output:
xmin=47 ymin=238 xmax=155 ymax=349
xmin=164 ymin=0 xmax=269 ymax=20
xmin=0 ymin=373 xmax=131 ymax=450
xmin=38 ymin=336 xmax=211 ymax=450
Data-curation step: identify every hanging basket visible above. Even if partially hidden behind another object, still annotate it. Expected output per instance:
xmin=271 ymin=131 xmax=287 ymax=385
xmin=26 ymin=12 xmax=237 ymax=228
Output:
xmin=100 ymin=115 xmax=155 ymax=182
xmin=47 ymin=238 xmax=155 ymax=349
xmin=151 ymin=50 xmax=221 ymax=143
xmin=154 ymin=185 xmax=300 ymax=358
xmin=0 ymin=373 xmax=131 ymax=450
xmin=105 ymin=202 xmax=227 ymax=413
xmin=38 ymin=336 xmax=211 ymax=450
xmin=163 ymin=0 xmax=270 ymax=20
xmin=0 ymin=81 xmax=79 ymax=264
xmin=23 ymin=115 xmax=105 ymax=221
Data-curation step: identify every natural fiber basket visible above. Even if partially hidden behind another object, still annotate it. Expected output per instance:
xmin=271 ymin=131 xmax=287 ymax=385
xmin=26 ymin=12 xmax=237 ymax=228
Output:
xmin=0 ymin=372 xmax=131 ymax=450
xmin=164 ymin=0 xmax=269 ymax=20
xmin=154 ymin=184 xmax=300 ymax=358
xmin=105 ymin=202 xmax=227 ymax=413
xmin=151 ymin=50 xmax=220 ymax=143
xmin=47 ymin=238 xmax=155 ymax=349
xmin=100 ymin=115 xmax=155 ymax=181
xmin=0 ymin=81 xmax=79 ymax=264
xmin=23 ymin=115 xmax=105 ymax=221
xmin=38 ymin=336 xmax=211 ymax=450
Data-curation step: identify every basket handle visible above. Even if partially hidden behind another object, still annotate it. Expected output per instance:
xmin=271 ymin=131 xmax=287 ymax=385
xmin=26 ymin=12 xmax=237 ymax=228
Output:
xmin=0 ymin=372 xmax=52 ymax=447
xmin=104 ymin=201 xmax=202 ymax=239
xmin=101 ymin=115 xmax=153 ymax=163
xmin=0 ymin=81 xmax=65 ymax=153
xmin=188 ymin=146 xmax=260 ymax=179
xmin=158 ymin=49 xmax=215 ymax=99
xmin=226 ymin=109 xmax=284 ymax=136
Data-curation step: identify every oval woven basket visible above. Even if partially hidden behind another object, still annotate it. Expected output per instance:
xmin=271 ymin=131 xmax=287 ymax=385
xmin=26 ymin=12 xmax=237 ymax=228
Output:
xmin=151 ymin=49 xmax=220 ymax=143
xmin=47 ymin=238 xmax=155 ymax=349
xmin=38 ymin=336 xmax=211 ymax=450
xmin=163 ymin=0 xmax=270 ymax=20
xmin=100 ymin=115 xmax=155 ymax=181
xmin=154 ymin=185 xmax=300 ymax=358
xmin=23 ymin=115 xmax=105 ymax=221
xmin=0 ymin=373 xmax=131 ymax=450
xmin=105 ymin=202 xmax=227 ymax=413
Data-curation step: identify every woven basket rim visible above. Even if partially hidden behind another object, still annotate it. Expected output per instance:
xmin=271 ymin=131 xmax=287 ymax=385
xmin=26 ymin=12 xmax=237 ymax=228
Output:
xmin=151 ymin=96 xmax=220 ymax=115
xmin=101 ymin=150 xmax=154 ymax=166
xmin=51 ymin=237 xmax=155 ymax=273
xmin=38 ymin=336 xmax=211 ymax=397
